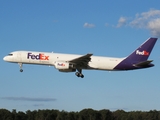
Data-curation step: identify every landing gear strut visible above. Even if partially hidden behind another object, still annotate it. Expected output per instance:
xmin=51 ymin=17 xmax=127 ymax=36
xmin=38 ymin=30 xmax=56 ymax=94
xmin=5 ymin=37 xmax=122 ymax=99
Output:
xmin=18 ymin=63 xmax=23 ymax=72
xmin=75 ymin=69 xmax=84 ymax=78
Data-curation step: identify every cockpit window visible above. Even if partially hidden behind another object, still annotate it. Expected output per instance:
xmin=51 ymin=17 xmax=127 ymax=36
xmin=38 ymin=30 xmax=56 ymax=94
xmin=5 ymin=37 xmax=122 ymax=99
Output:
xmin=8 ymin=54 xmax=13 ymax=56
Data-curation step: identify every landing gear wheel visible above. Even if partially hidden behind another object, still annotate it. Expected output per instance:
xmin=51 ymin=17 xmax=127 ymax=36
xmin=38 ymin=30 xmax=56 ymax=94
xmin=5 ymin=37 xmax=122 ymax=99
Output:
xmin=75 ymin=72 xmax=80 ymax=77
xmin=20 ymin=69 xmax=23 ymax=72
xmin=75 ymin=72 xmax=84 ymax=78
xmin=80 ymin=74 xmax=84 ymax=78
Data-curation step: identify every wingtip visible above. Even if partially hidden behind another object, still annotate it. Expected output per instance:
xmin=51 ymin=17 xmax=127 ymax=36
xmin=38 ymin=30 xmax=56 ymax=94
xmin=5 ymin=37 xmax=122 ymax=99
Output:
xmin=88 ymin=53 xmax=93 ymax=56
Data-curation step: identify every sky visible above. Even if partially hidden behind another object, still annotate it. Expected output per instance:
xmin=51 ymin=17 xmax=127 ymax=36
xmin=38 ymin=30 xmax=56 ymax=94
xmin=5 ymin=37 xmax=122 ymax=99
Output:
xmin=1 ymin=1 xmax=160 ymax=112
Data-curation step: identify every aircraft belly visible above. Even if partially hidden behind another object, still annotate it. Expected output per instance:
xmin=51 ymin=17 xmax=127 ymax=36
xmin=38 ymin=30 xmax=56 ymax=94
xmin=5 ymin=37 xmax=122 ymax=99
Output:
xmin=98 ymin=62 xmax=118 ymax=70
xmin=89 ymin=59 xmax=123 ymax=70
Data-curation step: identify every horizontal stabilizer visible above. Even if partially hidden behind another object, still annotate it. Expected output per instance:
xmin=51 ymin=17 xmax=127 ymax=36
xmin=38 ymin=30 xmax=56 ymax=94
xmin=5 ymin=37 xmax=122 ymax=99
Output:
xmin=133 ymin=60 xmax=153 ymax=67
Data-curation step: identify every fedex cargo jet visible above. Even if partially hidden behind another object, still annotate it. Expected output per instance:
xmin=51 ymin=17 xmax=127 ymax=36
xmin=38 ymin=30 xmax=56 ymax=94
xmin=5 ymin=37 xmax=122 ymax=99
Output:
xmin=3 ymin=38 xmax=158 ymax=78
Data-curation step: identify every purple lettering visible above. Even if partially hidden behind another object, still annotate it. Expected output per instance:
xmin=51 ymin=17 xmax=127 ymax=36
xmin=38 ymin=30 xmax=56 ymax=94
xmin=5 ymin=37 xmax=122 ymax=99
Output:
xmin=27 ymin=53 xmax=32 ymax=59
xmin=27 ymin=52 xmax=49 ymax=60
xmin=35 ymin=55 xmax=40 ymax=60
xmin=31 ymin=55 xmax=35 ymax=59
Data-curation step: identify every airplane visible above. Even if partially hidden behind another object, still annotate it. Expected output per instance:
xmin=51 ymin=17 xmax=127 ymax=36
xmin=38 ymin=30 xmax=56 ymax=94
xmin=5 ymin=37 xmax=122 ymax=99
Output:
xmin=3 ymin=37 xmax=158 ymax=78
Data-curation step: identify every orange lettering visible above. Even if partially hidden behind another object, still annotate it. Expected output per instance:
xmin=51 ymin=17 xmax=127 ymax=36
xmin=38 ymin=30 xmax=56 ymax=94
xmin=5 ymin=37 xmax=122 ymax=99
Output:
xmin=45 ymin=56 xmax=49 ymax=60
xmin=40 ymin=54 xmax=44 ymax=60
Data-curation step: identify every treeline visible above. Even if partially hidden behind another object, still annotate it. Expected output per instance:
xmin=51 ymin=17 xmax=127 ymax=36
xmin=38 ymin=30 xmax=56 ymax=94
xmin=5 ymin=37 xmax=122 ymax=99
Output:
xmin=0 ymin=108 xmax=160 ymax=120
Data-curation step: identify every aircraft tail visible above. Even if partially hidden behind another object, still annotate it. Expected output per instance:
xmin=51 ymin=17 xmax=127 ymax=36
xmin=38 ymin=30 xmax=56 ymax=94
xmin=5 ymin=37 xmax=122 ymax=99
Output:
xmin=125 ymin=37 xmax=158 ymax=62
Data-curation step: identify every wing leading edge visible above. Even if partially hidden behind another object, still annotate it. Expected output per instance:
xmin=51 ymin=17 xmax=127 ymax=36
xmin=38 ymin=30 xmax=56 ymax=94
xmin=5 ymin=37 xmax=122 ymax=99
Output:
xmin=69 ymin=53 xmax=93 ymax=68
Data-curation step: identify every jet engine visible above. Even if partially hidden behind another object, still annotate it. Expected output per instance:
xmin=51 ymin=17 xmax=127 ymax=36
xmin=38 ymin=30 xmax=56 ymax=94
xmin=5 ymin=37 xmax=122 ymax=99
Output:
xmin=54 ymin=61 xmax=76 ymax=72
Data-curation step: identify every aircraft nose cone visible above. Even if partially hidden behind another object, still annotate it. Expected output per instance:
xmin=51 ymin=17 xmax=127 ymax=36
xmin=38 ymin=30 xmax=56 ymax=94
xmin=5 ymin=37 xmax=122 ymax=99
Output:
xmin=3 ymin=56 xmax=7 ymax=61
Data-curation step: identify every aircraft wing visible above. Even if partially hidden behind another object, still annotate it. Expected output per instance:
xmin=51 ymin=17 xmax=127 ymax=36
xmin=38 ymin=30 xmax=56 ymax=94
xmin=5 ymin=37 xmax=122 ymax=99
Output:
xmin=133 ymin=60 xmax=153 ymax=67
xmin=69 ymin=53 xmax=93 ymax=68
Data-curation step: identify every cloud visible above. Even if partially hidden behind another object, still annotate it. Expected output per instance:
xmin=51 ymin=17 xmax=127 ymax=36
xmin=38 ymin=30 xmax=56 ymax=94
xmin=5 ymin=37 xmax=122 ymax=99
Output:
xmin=105 ymin=23 xmax=109 ymax=27
xmin=130 ymin=9 xmax=160 ymax=28
xmin=130 ymin=9 xmax=160 ymax=37
xmin=83 ymin=22 xmax=95 ymax=28
xmin=116 ymin=9 xmax=160 ymax=37
xmin=117 ymin=17 xmax=127 ymax=27
xmin=147 ymin=18 xmax=160 ymax=37
xmin=1 ymin=97 xmax=56 ymax=102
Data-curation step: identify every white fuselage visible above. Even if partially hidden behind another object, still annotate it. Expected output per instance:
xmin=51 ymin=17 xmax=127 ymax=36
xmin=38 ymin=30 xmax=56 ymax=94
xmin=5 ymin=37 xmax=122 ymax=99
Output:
xmin=3 ymin=51 xmax=124 ymax=71
xmin=3 ymin=38 xmax=157 ymax=78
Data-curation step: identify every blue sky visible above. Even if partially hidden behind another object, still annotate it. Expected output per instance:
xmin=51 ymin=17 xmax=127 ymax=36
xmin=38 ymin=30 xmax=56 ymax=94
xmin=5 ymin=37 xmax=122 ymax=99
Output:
xmin=1 ymin=1 xmax=160 ymax=112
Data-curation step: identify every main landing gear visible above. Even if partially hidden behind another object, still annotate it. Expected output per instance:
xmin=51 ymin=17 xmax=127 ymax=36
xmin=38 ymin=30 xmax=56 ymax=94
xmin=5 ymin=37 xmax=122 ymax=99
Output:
xmin=75 ymin=69 xmax=84 ymax=78
xmin=18 ymin=63 xmax=23 ymax=72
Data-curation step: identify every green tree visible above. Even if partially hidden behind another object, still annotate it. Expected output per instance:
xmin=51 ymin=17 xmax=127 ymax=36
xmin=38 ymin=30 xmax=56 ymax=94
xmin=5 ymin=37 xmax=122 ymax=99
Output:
xmin=26 ymin=110 xmax=37 ymax=120
xmin=0 ymin=109 xmax=12 ymax=120
xmin=79 ymin=108 xmax=101 ymax=120
xmin=56 ymin=110 xmax=68 ymax=120
xmin=16 ymin=111 xmax=27 ymax=120
xmin=99 ymin=109 xmax=113 ymax=120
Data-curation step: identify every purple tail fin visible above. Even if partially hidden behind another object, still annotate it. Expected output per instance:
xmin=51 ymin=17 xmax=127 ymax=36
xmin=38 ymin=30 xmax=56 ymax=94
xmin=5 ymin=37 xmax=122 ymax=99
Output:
xmin=126 ymin=37 xmax=158 ymax=62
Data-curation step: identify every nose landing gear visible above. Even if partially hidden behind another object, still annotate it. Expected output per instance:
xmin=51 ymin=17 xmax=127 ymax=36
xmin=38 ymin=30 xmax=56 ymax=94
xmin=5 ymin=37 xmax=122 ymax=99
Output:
xmin=18 ymin=63 xmax=23 ymax=72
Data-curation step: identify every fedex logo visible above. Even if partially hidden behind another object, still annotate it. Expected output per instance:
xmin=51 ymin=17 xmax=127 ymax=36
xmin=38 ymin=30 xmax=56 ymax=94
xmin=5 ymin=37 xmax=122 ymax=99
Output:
xmin=57 ymin=63 xmax=65 ymax=66
xmin=27 ymin=53 xmax=49 ymax=60
xmin=136 ymin=50 xmax=149 ymax=56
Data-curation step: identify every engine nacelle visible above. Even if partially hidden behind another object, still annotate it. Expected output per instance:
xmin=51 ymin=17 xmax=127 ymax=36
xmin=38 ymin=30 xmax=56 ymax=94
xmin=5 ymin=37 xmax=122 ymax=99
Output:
xmin=59 ymin=69 xmax=76 ymax=72
xmin=54 ymin=61 xmax=75 ymax=72
xmin=55 ymin=61 xmax=69 ymax=69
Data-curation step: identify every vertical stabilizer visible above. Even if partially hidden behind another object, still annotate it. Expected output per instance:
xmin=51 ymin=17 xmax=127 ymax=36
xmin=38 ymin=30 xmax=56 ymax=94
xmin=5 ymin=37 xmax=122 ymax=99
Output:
xmin=114 ymin=38 xmax=158 ymax=70
xmin=126 ymin=37 xmax=157 ymax=62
